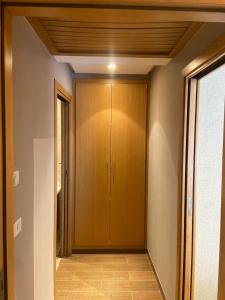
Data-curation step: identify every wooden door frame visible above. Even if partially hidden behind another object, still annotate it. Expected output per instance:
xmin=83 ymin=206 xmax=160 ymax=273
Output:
xmin=1 ymin=3 xmax=225 ymax=300
xmin=178 ymin=32 xmax=225 ymax=300
xmin=54 ymin=80 xmax=73 ymax=295
xmin=0 ymin=5 xmax=5 ymax=299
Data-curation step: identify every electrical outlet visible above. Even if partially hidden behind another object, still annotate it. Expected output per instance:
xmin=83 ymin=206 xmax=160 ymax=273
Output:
xmin=13 ymin=170 xmax=20 ymax=187
xmin=14 ymin=217 xmax=22 ymax=238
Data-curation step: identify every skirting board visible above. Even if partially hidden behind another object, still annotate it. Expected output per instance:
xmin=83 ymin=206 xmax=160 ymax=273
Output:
xmin=72 ymin=249 xmax=147 ymax=254
xmin=147 ymin=250 xmax=167 ymax=300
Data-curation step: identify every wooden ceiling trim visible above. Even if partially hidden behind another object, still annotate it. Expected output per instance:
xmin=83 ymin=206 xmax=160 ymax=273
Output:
xmin=3 ymin=0 xmax=225 ymax=9
xmin=48 ymin=31 xmax=182 ymax=41
xmin=51 ymin=37 xmax=180 ymax=43
xmin=51 ymin=35 xmax=180 ymax=40
xmin=57 ymin=45 xmax=173 ymax=50
xmin=27 ymin=17 xmax=58 ymax=54
xmin=47 ymin=31 xmax=184 ymax=38
xmin=54 ymin=41 xmax=175 ymax=47
xmin=57 ymin=51 xmax=171 ymax=56
xmin=40 ymin=19 xmax=191 ymax=29
xmin=58 ymin=51 xmax=171 ymax=57
xmin=169 ymin=22 xmax=203 ymax=57
xmin=43 ymin=27 xmax=188 ymax=34
xmin=26 ymin=10 xmax=204 ymax=58
xmin=9 ymin=6 xmax=225 ymax=23
xmin=51 ymin=39 xmax=176 ymax=46
xmin=56 ymin=49 xmax=173 ymax=55
xmin=58 ymin=49 xmax=171 ymax=54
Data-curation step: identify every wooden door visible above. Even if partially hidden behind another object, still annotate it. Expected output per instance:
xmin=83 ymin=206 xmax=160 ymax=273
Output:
xmin=75 ymin=83 xmax=111 ymax=248
xmin=110 ymin=83 xmax=147 ymax=248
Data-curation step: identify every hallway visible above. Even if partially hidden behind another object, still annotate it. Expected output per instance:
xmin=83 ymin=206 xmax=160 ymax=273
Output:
xmin=4 ymin=5 xmax=225 ymax=300
xmin=56 ymin=254 xmax=163 ymax=300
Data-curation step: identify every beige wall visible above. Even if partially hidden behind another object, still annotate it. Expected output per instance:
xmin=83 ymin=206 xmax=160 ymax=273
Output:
xmin=147 ymin=23 xmax=225 ymax=300
xmin=12 ymin=17 xmax=72 ymax=300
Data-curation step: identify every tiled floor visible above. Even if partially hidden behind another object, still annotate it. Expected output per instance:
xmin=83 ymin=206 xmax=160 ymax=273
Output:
xmin=56 ymin=254 xmax=163 ymax=300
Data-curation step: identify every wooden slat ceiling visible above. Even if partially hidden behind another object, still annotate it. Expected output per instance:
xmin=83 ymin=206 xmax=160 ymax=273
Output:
xmin=27 ymin=16 xmax=202 ymax=57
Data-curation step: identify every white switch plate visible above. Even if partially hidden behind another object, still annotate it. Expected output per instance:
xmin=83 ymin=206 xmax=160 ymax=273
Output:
xmin=14 ymin=217 xmax=22 ymax=238
xmin=13 ymin=170 xmax=20 ymax=187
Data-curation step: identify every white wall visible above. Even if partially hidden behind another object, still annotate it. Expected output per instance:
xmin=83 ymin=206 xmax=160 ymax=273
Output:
xmin=193 ymin=64 xmax=225 ymax=300
xmin=147 ymin=23 xmax=225 ymax=300
xmin=12 ymin=17 xmax=73 ymax=300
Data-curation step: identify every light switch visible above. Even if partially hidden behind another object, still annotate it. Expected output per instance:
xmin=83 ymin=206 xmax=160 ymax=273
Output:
xmin=14 ymin=217 xmax=22 ymax=238
xmin=13 ymin=170 xmax=20 ymax=187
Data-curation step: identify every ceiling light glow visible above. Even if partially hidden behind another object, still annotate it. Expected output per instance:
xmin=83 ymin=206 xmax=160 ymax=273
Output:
xmin=108 ymin=63 xmax=117 ymax=70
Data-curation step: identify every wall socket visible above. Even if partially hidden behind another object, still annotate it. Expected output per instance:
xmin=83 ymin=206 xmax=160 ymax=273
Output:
xmin=14 ymin=217 xmax=22 ymax=238
xmin=13 ymin=170 xmax=20 ymax=187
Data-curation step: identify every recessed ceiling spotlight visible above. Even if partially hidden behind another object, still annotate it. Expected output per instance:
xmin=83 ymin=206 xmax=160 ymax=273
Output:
xmin=108 ymin=63 xmax=117 ymax=70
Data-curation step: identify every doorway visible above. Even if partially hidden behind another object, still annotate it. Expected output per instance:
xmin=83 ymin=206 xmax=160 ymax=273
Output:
xmin=56 ymin=95 xmax=69 ymax=258
xmin=182 ymin=57 xmax=225 ymax=299
xmin=54 ymin=80 xmax=72 ymax=287
xmin=192 ymin=63 xmax=225 ymax=300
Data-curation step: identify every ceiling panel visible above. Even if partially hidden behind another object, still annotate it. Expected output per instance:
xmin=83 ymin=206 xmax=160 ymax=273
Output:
xmin=54 ymin=56 xmax=172 ymax=74
xmin=27 ymin=13 xmax=202 ymax=58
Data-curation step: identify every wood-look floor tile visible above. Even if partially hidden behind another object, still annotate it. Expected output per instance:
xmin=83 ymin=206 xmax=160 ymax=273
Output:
xmin=125 ymin=254 xmax=150 ymax=265
xmin=68 ymin=296 xmax=131 ymax=300
xmin=64 ymin=255 xmax=127 ymax=264
xmin=102 ymin=271 xmax=129 ymax=281
xmin=102 ymin=291 xmax=132 ymax=298
xmin=56 ymin=280 xmax=101 ymax=291
xmin=56 ymin=296 xmax=68 ymax=300
xmin=55 ymin=291 xmax=69 ymax=300
xmin=56 ymin=254 xmax=163 ymax=300
xmin=58 ymin=271 xmax=130 ymax=281
xmin=59 ymin=262 xmax=102 ymax=272
xmin=67 ymin=291 xmax=132 ymax=300
xmin=101 ymin=280 xmax=159 ymax=291
xmin=129 ymin=271 xmax=156 ymax=281
xmin=132 ymin=291 xmax=163 ymax=300
xmin=102 ymin=263 xmax=151 ymax=271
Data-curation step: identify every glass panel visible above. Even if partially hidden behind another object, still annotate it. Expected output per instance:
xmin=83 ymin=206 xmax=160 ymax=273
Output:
xmin=193 ymin=63 xmax=225 ymax=300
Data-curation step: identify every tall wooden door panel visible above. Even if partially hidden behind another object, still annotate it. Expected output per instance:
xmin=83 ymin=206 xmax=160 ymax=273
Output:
xmin=110 ymin=83 xmax=147 ymax=248
xmin=75 ymin=83 xmax=111 ymax=248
